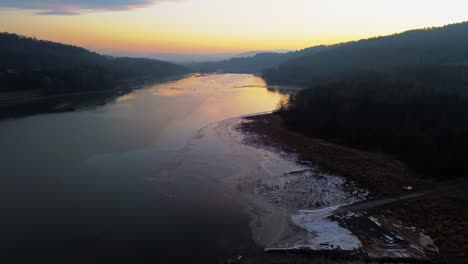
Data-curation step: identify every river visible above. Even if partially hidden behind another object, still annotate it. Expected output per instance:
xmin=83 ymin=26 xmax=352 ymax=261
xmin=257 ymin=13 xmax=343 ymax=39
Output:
xmin=0 ymin=74 xmax=295 ymax=263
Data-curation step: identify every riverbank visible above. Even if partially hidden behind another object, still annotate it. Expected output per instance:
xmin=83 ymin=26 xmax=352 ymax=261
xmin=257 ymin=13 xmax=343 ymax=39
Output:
xmin=238 ymin=113 xmax=467 ymax=263
xmin=240 ymin=114 xmax=428 ymax=195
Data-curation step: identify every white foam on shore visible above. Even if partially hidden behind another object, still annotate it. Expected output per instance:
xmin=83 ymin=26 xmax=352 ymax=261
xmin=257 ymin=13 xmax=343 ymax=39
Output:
xmin=291 ymin=206 xmax=362 ymax=250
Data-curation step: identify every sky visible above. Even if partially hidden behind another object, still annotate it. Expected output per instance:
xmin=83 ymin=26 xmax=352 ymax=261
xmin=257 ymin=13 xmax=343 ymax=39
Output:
xmin=0 ymin=0 xmax=467 ymax=56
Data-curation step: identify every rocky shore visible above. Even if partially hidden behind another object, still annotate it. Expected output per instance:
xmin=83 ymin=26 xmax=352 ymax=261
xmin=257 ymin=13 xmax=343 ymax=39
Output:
xmin=234 ymin=113 xmax=467 ymax=263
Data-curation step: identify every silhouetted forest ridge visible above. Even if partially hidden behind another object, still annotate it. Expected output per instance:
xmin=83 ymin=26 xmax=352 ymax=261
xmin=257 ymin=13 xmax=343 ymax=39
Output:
xmin=191 ymin=22 xmax=468 ymax=82
xmin=0 ymin=33 xmax=188 ymax=95
xmin=276 ymin=64 xmax=468 ymax=179
xmin=264 ymin=22 xmax=468 ymax=84
xmin=271 ymin=22 xmax=468 ymax=180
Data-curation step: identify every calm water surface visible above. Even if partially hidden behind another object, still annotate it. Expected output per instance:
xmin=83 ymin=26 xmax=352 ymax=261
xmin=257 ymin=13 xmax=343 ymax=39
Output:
xmin=0 ymin=74 xmax=289 ymax=263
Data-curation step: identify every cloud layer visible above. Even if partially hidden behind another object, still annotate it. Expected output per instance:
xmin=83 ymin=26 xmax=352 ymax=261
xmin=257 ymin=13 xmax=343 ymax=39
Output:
xmin=0 ymin=0 xmax=175 ymax=15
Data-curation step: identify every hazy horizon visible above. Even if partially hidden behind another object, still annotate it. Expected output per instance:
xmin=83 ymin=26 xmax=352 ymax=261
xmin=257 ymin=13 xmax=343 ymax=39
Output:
xmin=102 ymin=49 xmax=294 ymax=64
xmin=2 ymin=20 xmax=467 ymax=64
xmin=1 ymin=0 xmax=467 ymax=56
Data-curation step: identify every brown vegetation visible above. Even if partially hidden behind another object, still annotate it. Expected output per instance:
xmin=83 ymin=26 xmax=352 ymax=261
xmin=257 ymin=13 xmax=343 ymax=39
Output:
xmin=241 ymin=114 xmax=427 ymax=195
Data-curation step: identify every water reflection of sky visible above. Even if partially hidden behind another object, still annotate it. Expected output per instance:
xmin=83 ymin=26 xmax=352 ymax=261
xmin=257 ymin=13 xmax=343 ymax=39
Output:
xmin=0 ymin=73 xmax=291 ymax=263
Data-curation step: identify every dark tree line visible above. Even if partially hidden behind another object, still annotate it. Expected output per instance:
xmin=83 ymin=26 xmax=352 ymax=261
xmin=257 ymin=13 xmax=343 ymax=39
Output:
xmin=261 ymin=22 xmax=468 ymax=180
xmin=277 ymin=65 xmax=468 ymax=179
xmin=0 ymin=33 xmax=188 ymax=95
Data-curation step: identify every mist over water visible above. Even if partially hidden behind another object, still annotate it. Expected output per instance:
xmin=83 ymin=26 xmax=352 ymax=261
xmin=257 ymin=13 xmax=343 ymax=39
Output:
xmin=0 ymin=74 xmax=290 ymax=263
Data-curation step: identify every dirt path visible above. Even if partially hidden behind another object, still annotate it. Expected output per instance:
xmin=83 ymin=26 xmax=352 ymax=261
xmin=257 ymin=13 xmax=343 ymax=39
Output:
xmin=340 ymin=179 xmax=468 ymax=213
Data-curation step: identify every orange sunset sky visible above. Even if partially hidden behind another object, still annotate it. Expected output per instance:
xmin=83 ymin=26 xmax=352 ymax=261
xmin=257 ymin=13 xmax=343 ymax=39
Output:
xmin=1 ymin=0 xmax=467 ymax=55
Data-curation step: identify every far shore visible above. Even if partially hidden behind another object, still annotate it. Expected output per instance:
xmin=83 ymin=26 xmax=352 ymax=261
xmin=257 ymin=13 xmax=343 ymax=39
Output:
xmin=0 ymin=73 xmax=192 ymax=120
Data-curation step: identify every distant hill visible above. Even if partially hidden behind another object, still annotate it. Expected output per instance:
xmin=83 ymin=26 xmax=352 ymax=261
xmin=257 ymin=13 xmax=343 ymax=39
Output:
xmin=232 ymin=49 xmax=292 ymax=58
xmin=190 ymin=45 xmax=330 ymax=73
xmin=0 ymin=33 xmax=188 ymax=95
xmin=117 ymin=50 xmax=292 ymax=64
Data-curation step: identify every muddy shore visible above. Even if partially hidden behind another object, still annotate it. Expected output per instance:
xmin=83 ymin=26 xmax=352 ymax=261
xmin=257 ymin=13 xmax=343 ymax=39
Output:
xmin=238 ymin=113 xmax=467 ymax=263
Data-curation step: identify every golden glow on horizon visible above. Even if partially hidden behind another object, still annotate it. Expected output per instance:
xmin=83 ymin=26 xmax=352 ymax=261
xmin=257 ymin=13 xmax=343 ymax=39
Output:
xmin=1 ymin=0 xmax=467 ymax=55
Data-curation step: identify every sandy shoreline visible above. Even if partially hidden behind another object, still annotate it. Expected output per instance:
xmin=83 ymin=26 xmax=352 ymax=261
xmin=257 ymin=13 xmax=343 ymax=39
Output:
xmin=216 ymin=113 xmax=467 ymax=263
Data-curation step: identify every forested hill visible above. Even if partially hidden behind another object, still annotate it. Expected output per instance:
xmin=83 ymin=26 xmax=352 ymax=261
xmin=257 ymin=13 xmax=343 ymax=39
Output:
xmin=0 ymin=33 xmax=188 ymax=94
xmin=263 ymin=22 xmax=468 ymax=84
xmin=272 ymin=22 xmax=468 ymax=179
xmin=191 ymin=22 xmax=468 ymax=82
